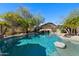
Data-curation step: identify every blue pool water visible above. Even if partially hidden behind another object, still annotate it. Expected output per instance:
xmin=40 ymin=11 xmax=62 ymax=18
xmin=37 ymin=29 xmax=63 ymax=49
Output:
xmin=3 ymin=34 xmax=62 ymax=56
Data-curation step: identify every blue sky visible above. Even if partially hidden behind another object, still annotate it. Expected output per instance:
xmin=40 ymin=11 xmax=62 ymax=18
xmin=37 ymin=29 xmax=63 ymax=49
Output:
xmin=0 ymin=3 xmax=79 ymax=25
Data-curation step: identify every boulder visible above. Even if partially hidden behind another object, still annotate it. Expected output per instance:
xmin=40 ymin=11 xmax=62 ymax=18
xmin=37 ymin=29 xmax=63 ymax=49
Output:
xmin=54 ymin=41 xmax=66 ymax=49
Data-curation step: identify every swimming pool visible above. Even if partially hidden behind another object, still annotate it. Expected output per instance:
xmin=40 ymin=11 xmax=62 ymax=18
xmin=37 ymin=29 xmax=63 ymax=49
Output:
xmin=2 ymin=34 xmax=62 ymax=56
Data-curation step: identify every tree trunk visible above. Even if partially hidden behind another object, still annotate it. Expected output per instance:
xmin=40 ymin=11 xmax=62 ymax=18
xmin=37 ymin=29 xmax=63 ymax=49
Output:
xmin=0 ymin=25 xmax=7 ymax=38
xmin=73 ymin=28 xmax=76 ymax=35
xmin=68 ymin=28 xmax=71 ymax=35
xmin=64 ymin=28 xmax=69 ymax=34
xmin=12 ymin=27 xmax=16 ymax=35
xmin=2 ymin=27 xmax=7 ymax=35
xmin=66 ymin=28 xmax=70 ymax=34
xmin=0 ymin=25 xmax=4 ymax=38
xmin=70 ymin=28 xmax=73 ymax=35
xmin=25 ymin=28 xmax=28 ymax=34
xmin=0 ymin=25 xmax=3 ymax=35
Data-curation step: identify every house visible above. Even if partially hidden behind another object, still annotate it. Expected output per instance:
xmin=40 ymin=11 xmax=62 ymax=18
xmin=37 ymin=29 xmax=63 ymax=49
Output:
xmin=39 ymin=22 xmax=57 ymax=32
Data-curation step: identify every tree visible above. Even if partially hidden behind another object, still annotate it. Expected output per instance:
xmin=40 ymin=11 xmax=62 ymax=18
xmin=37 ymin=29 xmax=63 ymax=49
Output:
xmin=33 ymin=15 xmax=45 ymax=26
xmin=32 ymin=15 xmax=45 ymax=32
xmin=17 ymin=7 xmax=44 ymax=33
xmin=0 ymin=6 xmax=45 ymax=35
xmin=16 ymin=6 xmax=32 ymax=19
xmin=0 ymin=21 xmax=10 ymax=38
xmin=1 ymin=12 xmax=22 ymax=34
xmin=62 ymin=9 xmax=79 ymax=35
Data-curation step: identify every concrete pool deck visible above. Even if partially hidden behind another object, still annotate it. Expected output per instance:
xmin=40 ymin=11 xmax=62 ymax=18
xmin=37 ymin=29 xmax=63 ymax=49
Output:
xmin=54 ymin=32 xmax=79 ymax=55
xmin=56 ymin=40 xmax=79 ymax=56
xmin=54 ymin=29 xmax=79 ymax=56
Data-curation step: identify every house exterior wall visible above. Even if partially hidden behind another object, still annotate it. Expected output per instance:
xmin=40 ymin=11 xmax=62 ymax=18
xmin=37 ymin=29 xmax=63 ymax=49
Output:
xmin=40 ymin=23 xmax=57 ymax=32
